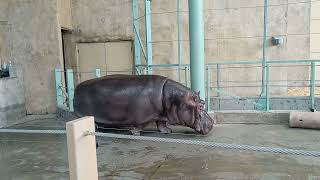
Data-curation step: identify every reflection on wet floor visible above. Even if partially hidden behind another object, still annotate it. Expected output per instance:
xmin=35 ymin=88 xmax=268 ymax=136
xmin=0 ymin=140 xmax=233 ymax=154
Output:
xmin=1 ymin=118 xmax=320 ymax=180
xmin=133 ymin=152 xmax=320 ymax=180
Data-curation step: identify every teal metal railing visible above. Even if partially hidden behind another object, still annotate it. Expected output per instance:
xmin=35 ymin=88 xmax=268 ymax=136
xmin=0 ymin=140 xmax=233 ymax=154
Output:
xmin=54 ymin=68 xmax=102 ymax=112
xmin=131 ymin=0 xmax=320 ymax=111
xmin=136 ymin=59 xmax=320 ymax=112
xmin=55 ymin=60 xmax=319 ymax=113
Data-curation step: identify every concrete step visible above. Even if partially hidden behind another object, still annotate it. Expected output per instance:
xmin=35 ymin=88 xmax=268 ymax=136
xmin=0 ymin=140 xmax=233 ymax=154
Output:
xmin=211 ymin=111 xmax=290 ymax=125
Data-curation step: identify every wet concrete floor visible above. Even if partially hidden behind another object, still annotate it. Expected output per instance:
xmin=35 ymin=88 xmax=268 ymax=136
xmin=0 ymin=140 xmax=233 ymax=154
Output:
xmin=0 ymin=117 xmax=320 ymax=180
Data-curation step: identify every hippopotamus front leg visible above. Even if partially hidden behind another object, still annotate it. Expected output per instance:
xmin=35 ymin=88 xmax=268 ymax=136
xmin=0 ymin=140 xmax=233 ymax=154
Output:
xmin=156 ymin=119 xmax=172 ymax=134
xmin=130 ymin=127 xmax=143 ymax=136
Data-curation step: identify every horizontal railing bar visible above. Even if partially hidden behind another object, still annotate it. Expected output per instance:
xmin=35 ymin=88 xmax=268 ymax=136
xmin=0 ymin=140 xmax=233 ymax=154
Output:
xmin=55 ymin=60 xmax=320 ymax=74
xmin=136 ymin=64 xmax=190 ymax=67
xmin=208 ymin=59 xmax=320 ymax=65
xmin=210 ymin=80 xmax=318 ymax=83
xmin=207 ymin=61 xmax=261 ymax=65
xmin=136 ymin=59 xmax=320 ymax=68
xmin=210 ymin=84 xmax=319 ymax=88
xmin=267 ymin=59 xmax=320 ymax=64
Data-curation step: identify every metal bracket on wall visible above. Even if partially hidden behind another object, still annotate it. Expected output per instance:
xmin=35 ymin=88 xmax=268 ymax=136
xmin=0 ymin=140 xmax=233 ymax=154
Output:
xmin=256 ymin=94 xmax=267 ymax=111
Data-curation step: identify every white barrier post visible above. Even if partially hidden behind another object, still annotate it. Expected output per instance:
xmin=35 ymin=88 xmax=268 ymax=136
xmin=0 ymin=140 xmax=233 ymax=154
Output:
xmin=66 ymin=116 xmax=98 ymax=180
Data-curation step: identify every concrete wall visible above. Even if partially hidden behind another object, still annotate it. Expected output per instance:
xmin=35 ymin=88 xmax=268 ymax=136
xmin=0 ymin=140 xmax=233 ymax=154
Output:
xmin=0 ymin=0 xmax=314 ymax=114
xmin=0 ymin=1 xmax=11 ymax=64
xmin=62 ymin=0 xmax=134 ymax=83
xmin=64 ymin=0 xmax=311 ymax=97
xmin=1 ymin=0 xmax=63 ymax=114
xmin=310 ymin=1 xmax=320 ymax=83
xmin=72 ymin=0 xmax=133 ymax=41
xmin=150 ymin=0 xmax=310 ymax=96
xmin=0 ymin=66 xmax=26 ymax=127
xmin=58 ymin=0 xmax=72 ymax=30
xmin=0 ymin=21 xmax=11 ymax=65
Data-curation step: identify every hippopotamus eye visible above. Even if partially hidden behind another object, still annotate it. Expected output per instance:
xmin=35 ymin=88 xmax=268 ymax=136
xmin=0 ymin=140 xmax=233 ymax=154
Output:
xmin=200 ymin=100 xmax=205 ymax=105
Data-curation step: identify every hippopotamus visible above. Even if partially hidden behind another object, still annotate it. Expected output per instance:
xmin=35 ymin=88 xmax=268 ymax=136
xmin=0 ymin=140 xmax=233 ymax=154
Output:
xmin=74 ymin=74 xmax=215 ymax=135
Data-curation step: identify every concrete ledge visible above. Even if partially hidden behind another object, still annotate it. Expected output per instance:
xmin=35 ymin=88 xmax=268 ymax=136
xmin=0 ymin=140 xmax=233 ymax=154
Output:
xmin=0 ymin=103 xmax=26 ymax=128
xmin=211 ymin=111 xmax=289 ymax=124
xmin=0 ymin=65 xmax=26 ymax=128
xmin=57 ymin=107 xmax=290 ymax=126
xmin=210 ymin=97 xmax=319 ymax=111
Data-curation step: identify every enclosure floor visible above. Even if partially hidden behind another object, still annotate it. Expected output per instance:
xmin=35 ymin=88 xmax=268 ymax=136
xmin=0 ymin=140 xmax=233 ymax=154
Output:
xmin=0 ymin=117 xmax=320 ymax=180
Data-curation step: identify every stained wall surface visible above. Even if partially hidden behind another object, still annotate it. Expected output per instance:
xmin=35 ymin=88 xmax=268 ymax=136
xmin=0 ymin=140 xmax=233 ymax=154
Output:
xmin=0 ymin=0 xmax=313 ymax=114
xmin=68 ymin=0 xmax=311 ymax=97
xmin=1 ymin=0 xmax=63 ymax=114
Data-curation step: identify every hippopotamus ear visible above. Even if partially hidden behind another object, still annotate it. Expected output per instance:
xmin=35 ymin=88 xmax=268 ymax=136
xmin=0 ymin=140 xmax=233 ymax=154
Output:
xmin=184 ymin=92 xmax=198 ymax=107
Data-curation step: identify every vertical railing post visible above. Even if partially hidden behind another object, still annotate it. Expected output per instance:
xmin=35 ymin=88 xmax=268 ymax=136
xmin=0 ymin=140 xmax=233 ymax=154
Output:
xmin=206 ymin=66 xmax=211 ymax=112
xmin=95 ymin=69 xmax=101 ymax=78
xmin=266 ymin=64 xmax=270 ymax=111
xmin=261 ymin=0 xmax=268 ymax=95
xmin=55 ymin=69 xmax=64 ymax=108
xmin=216 ymin=64 xmax=221 ymax=110
xmin=184 ymin=66 xmax=189 ymax=87
xmin=133 ymin=0 xmax=141 ymax=68
xmin=310 ymin=62 xmax=316 ymax=110
xmin=145 ymin=0 xmax=153 ymax=74
xmin=67 ymin=69 xmax=75 ymax=112
xmin=143 ymin=67 xmax=147 ymax=75
xmin=177 ymin=0 xmax=181 ymax=82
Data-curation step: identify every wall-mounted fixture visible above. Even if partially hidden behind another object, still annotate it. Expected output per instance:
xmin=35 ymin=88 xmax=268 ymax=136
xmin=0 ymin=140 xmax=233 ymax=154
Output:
xmin=271 ymin=36 xmax=284 ymax=46
xmin=0 ymin=61 xmax=16 ymax=78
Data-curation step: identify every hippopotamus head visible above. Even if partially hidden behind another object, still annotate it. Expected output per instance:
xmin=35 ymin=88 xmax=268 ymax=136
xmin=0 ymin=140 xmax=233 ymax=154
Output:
xmin=165 ymin=90 xmax=215 ymax=135
xmin=178 ymin=92 xmax=215 ymax=135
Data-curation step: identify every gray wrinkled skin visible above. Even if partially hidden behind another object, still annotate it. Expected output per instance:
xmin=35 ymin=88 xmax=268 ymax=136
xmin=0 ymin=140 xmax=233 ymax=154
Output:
xmin=74 ymin=75 xmax=215 ymax=135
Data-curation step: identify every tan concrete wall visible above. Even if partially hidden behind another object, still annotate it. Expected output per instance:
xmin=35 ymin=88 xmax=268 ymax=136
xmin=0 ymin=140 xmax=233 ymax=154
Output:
xmin=0 ymin=0 xmax=314 ymax=114
xmin=58 ymin=0 xmax=72 ymax=29
xmin=310 ymin=1 xmax=320 ymax=83
xmin=3 ymin=0 xmax=63 ymax=114
xmin=63 ymin=0 xmax=311 ymax=97
xmin=0 ymin=1 xmax=11 ymax=64
xmin=72 ymin=0 xmax=133 ymax=41
xmin=150 ymin=0 xmax=310 ymax=96
xmin=63 ymin=0 xmax=134 ymax=80
xmin=0 ymin=22 xmax=11 ymax=65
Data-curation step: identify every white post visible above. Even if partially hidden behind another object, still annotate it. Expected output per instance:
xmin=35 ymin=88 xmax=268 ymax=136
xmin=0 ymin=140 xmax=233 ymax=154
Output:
xmin=66 ymin=116 xmax=98 ymax=180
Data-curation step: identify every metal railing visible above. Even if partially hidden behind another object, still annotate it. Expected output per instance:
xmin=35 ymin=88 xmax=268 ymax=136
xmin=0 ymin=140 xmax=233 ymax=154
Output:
xmin=55 ymin=59 xmax=320 ymax=113
xmin=136 ymin=59 xmax=320 ymax=112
